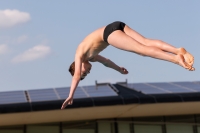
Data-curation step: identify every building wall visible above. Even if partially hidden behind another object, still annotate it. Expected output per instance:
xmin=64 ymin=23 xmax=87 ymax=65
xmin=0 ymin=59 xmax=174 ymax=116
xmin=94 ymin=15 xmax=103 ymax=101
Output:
xmin=0 ymin=114 xmax=200 ymax=133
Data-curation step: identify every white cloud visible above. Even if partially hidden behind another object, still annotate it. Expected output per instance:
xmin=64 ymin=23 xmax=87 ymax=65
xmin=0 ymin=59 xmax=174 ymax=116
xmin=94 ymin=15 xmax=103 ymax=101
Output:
xmin=0 ymin=9 xmax=30 ymax=29
xmin=16 ymin=35 xmax=28 ymax=44
xmin=0 ymin=35 xmax=29 ymax=45
xmin=12 ymin=45 xmax=51 ymax=63
xmin=0 ymin=44 xmax=9 ymax=54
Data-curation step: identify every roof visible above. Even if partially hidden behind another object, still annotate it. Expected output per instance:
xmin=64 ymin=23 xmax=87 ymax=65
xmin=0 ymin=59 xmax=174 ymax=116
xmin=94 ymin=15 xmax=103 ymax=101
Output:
xmin=0 ymin=81 xmax=200 ymax=114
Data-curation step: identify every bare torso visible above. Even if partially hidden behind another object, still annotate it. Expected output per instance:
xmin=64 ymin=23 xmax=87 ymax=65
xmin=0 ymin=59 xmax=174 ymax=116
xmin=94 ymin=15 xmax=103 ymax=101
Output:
xmin=76 ymin=26 xmax=109 ymax=61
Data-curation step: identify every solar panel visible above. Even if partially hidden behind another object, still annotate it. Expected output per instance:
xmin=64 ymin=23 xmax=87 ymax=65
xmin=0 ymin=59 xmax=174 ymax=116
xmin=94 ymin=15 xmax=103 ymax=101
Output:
xmin=171 ymin=82 xmax=200 ymax=92
xmin=127 ymin=83 xmax=168 ymax=94
xmin=127 ymin=81 xmax=200 ymax=94
xmin=148 ymin=82 xmax=196 ymax=93
xmin=0 ymin=91 xmax=27 ymax=104
xmin=28 ymin=88 xmax=58 ymax=102
xmin=56 ymin=87 xmax=87 ymax=99
xmin=55 ymin=87 xmax=70 ymax=99
xmin=82 ymin=84 xmax=117 ymax=97
xmin=195 ymin=81 xmax=200 ymax=85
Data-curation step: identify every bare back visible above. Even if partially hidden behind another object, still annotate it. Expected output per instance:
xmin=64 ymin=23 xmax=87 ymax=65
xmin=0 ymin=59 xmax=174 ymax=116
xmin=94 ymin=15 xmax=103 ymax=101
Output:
xmin=76 ymin=26 xmax=109 ymax=61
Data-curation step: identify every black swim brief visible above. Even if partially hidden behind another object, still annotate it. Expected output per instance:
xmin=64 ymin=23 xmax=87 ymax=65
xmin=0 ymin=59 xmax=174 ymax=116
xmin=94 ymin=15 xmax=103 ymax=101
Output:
xmin=103 ymin=21 xmax=126 ymax=43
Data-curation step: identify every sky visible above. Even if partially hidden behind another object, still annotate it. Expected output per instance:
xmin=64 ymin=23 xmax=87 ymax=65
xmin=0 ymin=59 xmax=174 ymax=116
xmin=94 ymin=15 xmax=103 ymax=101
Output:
xmin=0 ymin=1 xmax=199 ymax=92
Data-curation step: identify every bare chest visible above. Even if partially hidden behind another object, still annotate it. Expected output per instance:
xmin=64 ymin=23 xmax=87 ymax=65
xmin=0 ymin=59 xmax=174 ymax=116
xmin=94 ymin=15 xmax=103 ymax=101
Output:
xmin=86 ymin=42 xmax=109 ymax=60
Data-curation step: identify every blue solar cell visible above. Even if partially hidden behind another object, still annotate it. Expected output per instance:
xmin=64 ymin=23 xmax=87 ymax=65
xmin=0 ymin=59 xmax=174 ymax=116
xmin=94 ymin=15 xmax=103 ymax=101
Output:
xmin=28 ymin=89 xmax=58 ymax=102
xmin=127 ymin=83 xmax=167 ymax=94
xmin=55 ymin=87 xmax=70 ymax=98
xmin=82 ymin=85 xmax=117 ymax=97
xmin=194 ymin=82 xmax=200 ymax=85
xmin=127 ymin=82 xmax=200 ymax=94
xmin=148 ymin=82 xmax=195 ymax=93
xmin=171 ymin=82 xmax=200 ymax=92
xmin=56 ymin=87 xmax=87 ymax=99
xmin=0 ymin=91 xmax=27 ymax=104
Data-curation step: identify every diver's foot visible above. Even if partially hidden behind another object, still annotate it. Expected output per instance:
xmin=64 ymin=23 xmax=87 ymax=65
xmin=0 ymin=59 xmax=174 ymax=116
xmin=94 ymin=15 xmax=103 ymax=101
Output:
xmin=175 ymin=54 xmax=195 ymax=71
xmin=177 ymin=47 xmax=194 ymax=66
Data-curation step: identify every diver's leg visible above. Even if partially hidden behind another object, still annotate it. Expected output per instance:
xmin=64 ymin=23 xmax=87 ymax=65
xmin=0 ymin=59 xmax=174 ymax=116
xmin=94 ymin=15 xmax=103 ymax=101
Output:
xmin=123 ymin=25 xmax=194 ymax=65
xmin=107 ymin=30 xmax=194 ymax=71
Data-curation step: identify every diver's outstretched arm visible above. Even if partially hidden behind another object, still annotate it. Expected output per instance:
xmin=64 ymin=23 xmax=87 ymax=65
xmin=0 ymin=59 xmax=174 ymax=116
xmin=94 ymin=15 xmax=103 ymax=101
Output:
xmin=61 ymin=55 xmax=82 ymax=109
xmin=91 ymin=55 xmax=128 ymax=74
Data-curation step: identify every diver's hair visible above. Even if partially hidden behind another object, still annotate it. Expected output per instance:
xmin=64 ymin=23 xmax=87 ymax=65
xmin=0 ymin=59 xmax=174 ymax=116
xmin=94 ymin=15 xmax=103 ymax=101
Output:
xmin=69 ymin=61 xmax=84 ymax=80
xmin=69 ymin=61 xmax=75 ymax=76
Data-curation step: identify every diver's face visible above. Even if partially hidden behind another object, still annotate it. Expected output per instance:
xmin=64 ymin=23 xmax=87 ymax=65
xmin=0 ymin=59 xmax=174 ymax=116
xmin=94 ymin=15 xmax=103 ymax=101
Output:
xmin=81 ymin=62 xmax=92 ymax=80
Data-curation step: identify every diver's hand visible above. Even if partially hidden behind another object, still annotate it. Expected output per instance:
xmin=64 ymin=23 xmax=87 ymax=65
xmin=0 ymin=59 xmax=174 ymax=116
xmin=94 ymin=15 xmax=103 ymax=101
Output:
xmin=61 ymin=96 xmax=73 ymax=109
xmin=119 ymin=67 xmax=128 ymax=74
